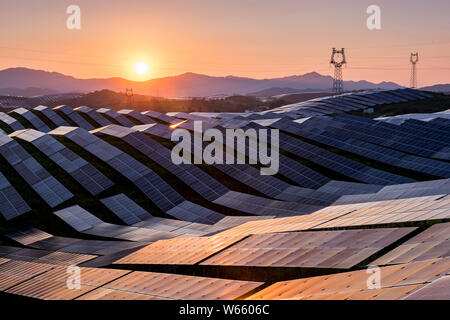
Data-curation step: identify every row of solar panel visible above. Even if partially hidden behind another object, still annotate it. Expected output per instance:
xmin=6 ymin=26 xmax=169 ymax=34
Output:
xmin=0 ymin=132 xmax=73 ymax=207
xmin=284 ymin=125 xmax=450 ymax=178
xmin=0 ymin=256 xmax=263 ymax=300
xmin=217 ymin=194 xmax=450 ymax=236
xmin=114 ymin=227 xmax=416 ymax=269
xmin=247 ymin=257 xmax=449 ymax=300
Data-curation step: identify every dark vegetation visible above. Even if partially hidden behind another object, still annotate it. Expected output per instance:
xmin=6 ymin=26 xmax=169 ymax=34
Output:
xmin=47 ymin=89 xmax=287 ymax=113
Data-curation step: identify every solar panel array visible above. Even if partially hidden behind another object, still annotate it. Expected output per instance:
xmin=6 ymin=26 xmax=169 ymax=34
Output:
xmin=0 ymin=132 xmax=73 ymax=207
xmin=269 ymin=89 xmax=428 ymax=118
xmin=10 ymin=107 xmax=51 ymax=132
xmin=100 ymin=193 xmax=151 ymax=225
xmin=93 ymin=125 xmax=228 ymax=201
xmin=0 ymin=247 xmax=96 ymax=266
xmin=0 ymin=112 xmax=24 ymax=132
xmin=100 ymin=193 xmax=225 ymax=236
xmin=74 ymin=106 xmax=113 ymax=127
xmin=114 ymin=235 xmax=246 ymax=265
xmin=53 ymin=205 xmax=178 ymax=242
xmin=12 ymin=129 xmax=114 ymax=195
xmin=50 ymin=126 xmax=224 ymax=223
xmin=216 ymin=194 xmax=450 ymax=237
xmin=275 ymin=120 xmax=450 ymax=178
xmin=142 ymin=110 xmax=179 ymax=124
xmin=247 ymin=257 xmax=449 ymax=300
xmin=5 ymin=228 xmax=147 ymax=256
xmin=0 ymin=172 xmax=31 ymax=220
xmin=79 ymin=271 xmax=263 ymax=300
xmin=404 ymin=275 xmax=450 ymax=300
xmin=297 ymin=115 xmax=450 ymax=161
xmin=2 ymin=263 xmax=130 ymax=300
xmin=133 ymin=123 xmax=173 ymax=139
xmin=1 ymin=89 xmax=449 ymax=300
xmin=373 ymin=222 xmax=450 ymax=265
xmin=97 ymin=108 xmax=135 ymax=127
xmin=202 ymin=228 xmax=415 ymax=269
xmin=118 ymin=109 xmax=155 ymax=124
xmin=53 ymin=105 xmax=94 ymax=130
xmin=265 ymin=124 xmax=414 ymax=185
xmin=33 ymin=105 xmax=69 ymax=127
xmin=213 ymin=191 xmax=321 ymax=216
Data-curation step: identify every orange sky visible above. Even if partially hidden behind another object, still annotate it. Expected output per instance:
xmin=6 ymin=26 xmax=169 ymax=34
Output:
xmin=0 ymin=0 xmax=449 ymax=87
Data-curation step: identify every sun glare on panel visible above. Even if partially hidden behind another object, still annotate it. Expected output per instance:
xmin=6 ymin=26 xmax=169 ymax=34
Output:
xmin=135 ymin=61 xmax=149 ymax=75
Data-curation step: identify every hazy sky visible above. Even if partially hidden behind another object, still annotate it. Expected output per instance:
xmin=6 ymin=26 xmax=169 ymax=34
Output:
xmin=0 ymin=0 xmax=449 ymax=86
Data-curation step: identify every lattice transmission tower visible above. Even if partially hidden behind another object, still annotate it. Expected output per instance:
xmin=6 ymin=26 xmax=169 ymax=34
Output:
xmin=330 ymin=48 xmax=347 ymax=95
xmin=410 ymin=53 xmax=419 ymax=88
xmin=125 ymin=88 xmax=134 ymax=108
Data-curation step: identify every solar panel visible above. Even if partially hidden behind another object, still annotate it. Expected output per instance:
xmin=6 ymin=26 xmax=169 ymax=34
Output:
xmin=6 ymin=227 xmax=52 ymax=245
xmin=0 ymin=172 xmax=31 ymax=220
xmin=5 ymin=265 xmax=130 ymax=300
xmin=114 ymin=235 xmax=245 ymax=265
xmin=97 ymin=108 xmax=135 ymax=127
xmin=12 ymin=129 xmax=114 ymax=195
xmin=51 ymin=127 xmax=227 ymax=223
xmin=33 ymin=105 xmax=69 ymax=127
xmin=95 ymin=271 xmax=263 ymax=300
xmin=100 ymin=193 xmax=151 ymax=225
xmin=54 ymin=205 xmax=179 ymax=242
xmin=10 ymin=107 xmax=51 ymax=132
xmin=0 ymin=260 xmax=54 ymax=291
xmin=133 ymin=123 xmax=173 ymax=139
xmin=246 ymin=257 xmax=449 ymax=300
xmin=0 ymin=132 xmax=73 ymax=207
xmin=94 ymin=125 xmax=228 ymax=201
xmin=0 ymin=112 xmax=24 ymax=132
xmin=77 ymin=288 xmax=156 ymax=300
xmin=53 ymin=105 xmax=94 ymax=130
xmin=202 ymin=228 xmax=415 ymax=269
xmin=118 ymin=109 xmax=156 ymax=124
xmin=74 ymin=106 xmax=113 ymax=127
xmin=373 ymin=222 xmax=450 ymax=265
xmin=404 ymin=275 xmax=450 ymax=300
xmin=287 ymin=124 xmax=450 ymax=178
xmin=142 ymin=110 xmax=179 ymax=124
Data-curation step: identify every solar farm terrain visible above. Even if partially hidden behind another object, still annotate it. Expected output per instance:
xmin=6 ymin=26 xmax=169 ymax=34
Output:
xmin=0 ymin=88 xmax=449 ymax=301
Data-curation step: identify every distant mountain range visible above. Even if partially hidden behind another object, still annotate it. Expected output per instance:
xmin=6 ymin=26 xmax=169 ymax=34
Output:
xmin=0 ymin=67 xmax=403 ymax=98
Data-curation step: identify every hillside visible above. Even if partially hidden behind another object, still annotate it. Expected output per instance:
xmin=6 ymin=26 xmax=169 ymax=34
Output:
xmin=421 ymin=84 xmax=450 ymax=93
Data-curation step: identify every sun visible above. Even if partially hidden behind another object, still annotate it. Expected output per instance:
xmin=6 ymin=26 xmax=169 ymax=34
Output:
xmin=135 ymin=61 xmax=149 ymax=75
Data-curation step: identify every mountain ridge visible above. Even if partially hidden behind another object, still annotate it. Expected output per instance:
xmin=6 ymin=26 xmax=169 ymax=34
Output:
xmin=0 ymin=67 xmax=402 ymax=98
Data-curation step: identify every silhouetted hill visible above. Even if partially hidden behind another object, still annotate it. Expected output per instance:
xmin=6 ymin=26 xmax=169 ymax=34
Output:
xmin=0 ymin=67 xmax=402 ymax=98
xmin=421 ymin=84 xmax=450 ymax=93
xmin=52 ymin=89 xmax=273 ymax=113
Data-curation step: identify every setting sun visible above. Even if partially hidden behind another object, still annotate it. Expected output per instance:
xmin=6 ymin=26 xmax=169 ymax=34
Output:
xmin=135 ymin=62 xmax=149 ymax=75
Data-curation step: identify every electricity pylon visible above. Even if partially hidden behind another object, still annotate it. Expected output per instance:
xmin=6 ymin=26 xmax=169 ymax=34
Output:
xmin=330 ymin=48 xmax=347 ymax=95
xmin=410 ymin=53 xmax=419 ymax=88
xmin=125 ymin=88 xmax=134 ymax=108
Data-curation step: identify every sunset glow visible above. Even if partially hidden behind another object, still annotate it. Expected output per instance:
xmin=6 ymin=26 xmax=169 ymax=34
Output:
xmin=170 ymin=120 xmax=188 ymax=129
xmin=135 ymin=62 xmax=149 ymax=76
xmin=0 ymin=0 xmax=449 ymax=87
